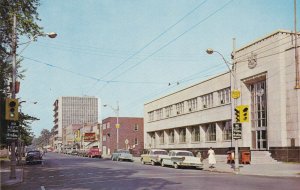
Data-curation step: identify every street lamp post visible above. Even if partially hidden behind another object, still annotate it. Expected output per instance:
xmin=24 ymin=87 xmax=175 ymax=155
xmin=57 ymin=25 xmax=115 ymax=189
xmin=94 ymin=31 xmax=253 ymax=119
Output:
xmin=103 ymin=101 xmax=120 ymax=150
xmin=206 ymin=42 xmax=240 ymax=173
xmin=9 ymin=13 xmax=57 ymax=179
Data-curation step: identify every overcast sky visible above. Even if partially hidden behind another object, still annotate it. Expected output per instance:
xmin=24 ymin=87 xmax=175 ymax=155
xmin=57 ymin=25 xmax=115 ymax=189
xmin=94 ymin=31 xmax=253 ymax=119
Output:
xmin=18 ymin=0 xmax=298 ymax=136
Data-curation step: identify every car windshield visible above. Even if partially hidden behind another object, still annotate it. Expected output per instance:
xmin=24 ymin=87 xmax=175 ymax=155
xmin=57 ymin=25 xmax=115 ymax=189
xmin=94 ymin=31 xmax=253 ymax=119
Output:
xmin=27 ymin=151 xmax=40 ymax=156
xmin=119 ymin=150 xmax=130 ymax=154
xmin=176 ymin=152 xmax=193 ymax=156
xmin=153 ymin=151 xmax=168 ymax=155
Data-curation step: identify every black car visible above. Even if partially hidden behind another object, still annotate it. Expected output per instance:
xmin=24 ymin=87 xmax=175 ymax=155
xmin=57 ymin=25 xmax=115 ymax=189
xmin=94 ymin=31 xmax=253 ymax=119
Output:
xmin=25 ymin=150 xmax=43 ymax=164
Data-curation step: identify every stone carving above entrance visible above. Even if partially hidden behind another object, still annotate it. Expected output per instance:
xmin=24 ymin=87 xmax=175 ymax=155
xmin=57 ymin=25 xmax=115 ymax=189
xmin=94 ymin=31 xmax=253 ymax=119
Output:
xmin=248 ymin=52 xmax=257 ymax=69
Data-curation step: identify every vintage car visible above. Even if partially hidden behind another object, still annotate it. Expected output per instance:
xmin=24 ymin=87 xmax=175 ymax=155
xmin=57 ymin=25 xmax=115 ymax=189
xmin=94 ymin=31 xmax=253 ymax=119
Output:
xmin=140 ymin=149 xmax=168 ymax=165
xmin=161 ymin=150 xmax=203 ymax=169
xmin=87 ymin=146 xmax=102 ymax=158
xmin=25 ymin=150 xmax=43 ymax=164
xmin=111 ymin=149 xmax=133 ymax=162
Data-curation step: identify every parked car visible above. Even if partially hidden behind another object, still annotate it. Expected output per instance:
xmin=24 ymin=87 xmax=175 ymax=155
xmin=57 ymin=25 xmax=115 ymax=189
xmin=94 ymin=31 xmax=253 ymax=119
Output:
xmin=25 ymin=150 xmax=43 ymax=165
xmin=111 ymin=149 xmax=133 ymax=162
xmin=161 ymin=150 xmax=203 ymax=169
xmin=87 ymin=146 xmax=102 ymax=158
xmin=140 ymin=149 xmax=168 ymax=165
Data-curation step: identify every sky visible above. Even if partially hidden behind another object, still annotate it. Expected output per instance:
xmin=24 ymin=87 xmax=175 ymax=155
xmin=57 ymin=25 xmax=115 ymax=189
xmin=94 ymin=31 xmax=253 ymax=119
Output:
xmin=17 ymin=0 xmax=298 ymax=136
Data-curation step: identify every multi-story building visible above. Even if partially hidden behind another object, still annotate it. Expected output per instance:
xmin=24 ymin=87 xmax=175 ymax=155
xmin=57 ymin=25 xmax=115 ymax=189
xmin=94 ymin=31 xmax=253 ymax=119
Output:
xmin=144 ymin=30 xmax=300 ymax=162
xmin=53 ymin=96 xmax=99 ymax=151
xmin=102 ymin=117 xmax=144 ymax=156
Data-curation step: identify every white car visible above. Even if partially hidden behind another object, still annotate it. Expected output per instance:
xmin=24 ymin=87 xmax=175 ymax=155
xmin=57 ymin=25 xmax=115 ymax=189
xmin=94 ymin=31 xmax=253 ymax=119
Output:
xmin=161 ymin=150 xmax=203 ymax=169
xmin=140 ymin=149 xmax=169 ymax=165
xmin=111 ymin=149 xmax=133 ymax=162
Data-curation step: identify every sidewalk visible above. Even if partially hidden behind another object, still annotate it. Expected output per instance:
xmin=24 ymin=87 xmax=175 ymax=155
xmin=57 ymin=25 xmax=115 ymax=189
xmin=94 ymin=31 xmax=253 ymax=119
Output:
xmin=0 ymin=159 xmax=24 ymax=187
xmin=201 ymin=159 xmax=300 ymax=177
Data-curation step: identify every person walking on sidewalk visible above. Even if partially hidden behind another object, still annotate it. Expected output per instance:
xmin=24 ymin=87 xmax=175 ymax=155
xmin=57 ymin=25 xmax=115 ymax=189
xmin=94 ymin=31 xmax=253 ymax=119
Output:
xmin=208 ymin=147 xmax=216 ymax=168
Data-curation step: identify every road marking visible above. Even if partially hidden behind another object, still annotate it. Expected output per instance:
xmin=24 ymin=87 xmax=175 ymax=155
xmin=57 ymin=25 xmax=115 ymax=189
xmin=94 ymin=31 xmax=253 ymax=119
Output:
xmin=49 ymin=176 xmax=54 ymax=178
xmin=41 ymin=186 xmax=46 ymax=190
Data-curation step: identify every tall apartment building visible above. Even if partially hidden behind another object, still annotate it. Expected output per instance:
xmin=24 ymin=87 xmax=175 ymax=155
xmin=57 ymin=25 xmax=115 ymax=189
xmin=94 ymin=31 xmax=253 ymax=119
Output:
xmin=53 ymin=96 xmax=99 ymax=150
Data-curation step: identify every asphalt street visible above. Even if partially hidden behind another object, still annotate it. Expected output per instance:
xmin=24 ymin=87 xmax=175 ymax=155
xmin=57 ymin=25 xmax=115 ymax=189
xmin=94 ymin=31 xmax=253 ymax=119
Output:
xmin=3 ymin=152 xmax=300 ymax=190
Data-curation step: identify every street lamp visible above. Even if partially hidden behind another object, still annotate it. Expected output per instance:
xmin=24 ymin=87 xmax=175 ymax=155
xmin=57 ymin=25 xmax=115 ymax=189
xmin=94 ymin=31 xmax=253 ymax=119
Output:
xmin=103 ymin=101 xmax=120 ymax=150
xmin=206 ymin=46 xmax=240 ymax=173
xmin=9 ymin=13 xmax=57 ymax=179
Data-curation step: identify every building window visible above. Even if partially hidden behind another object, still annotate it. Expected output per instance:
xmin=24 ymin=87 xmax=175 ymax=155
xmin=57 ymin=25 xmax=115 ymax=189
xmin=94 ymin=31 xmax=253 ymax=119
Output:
xmin=134 ymin=124 xmax=138 ymax=131
xmin=187 ymin=98 xmax=198 ymax=112
xmin=107 ymin=122 xmax=110 ymax=128
xmin=218 ymin=88 xmax=231 ymax=105
xmin=103 ymin=123 xmax=106 ymax=130
xmin=156 ymin=109 xmax=163 ymax=120
xmin=201 ymin=93 xmax=213 ymax=108
xmin=178 ymin=128 xmax=186 ymax=143
xmin=159 ymin=131 xmax=164 ymax=144
xmin=165 ymin=105 xmax=173 ymax=117
xmin=175 ymin=102 xmax=184 ymax=115
xmin=221 ymin=121 xmax=232 ymax=141
xmin=134 ymin=138 xmax=138 ymax=145
xmin=191 ymin=126 xmax=200 ymax=142
xmin=103 ymin=135 xmax=106 ymax=142
xmin=205 ymin=123 xmax=216 ymax=142
xmin=168 ymin=129 xmax=174 ymax=144
xmin=148 ymin=111 xmax=154 ymax=122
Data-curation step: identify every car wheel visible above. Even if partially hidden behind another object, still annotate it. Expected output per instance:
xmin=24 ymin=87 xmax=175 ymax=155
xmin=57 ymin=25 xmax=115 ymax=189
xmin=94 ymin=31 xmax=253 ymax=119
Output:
xmin=151 ymin=160 xmax=155 ymax=166
xmin=161 ymin=160 xmax=165 ymax=167
xmin=141 ymin=159 xmax=145 ymax=165
xmin=174 ymin=163 xmax=179 ymax=169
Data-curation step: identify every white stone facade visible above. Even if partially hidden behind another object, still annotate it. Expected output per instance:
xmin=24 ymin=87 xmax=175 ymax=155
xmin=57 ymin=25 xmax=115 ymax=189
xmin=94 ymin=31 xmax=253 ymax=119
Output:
xmin=144 ymin=30 xmax=300 ymax=161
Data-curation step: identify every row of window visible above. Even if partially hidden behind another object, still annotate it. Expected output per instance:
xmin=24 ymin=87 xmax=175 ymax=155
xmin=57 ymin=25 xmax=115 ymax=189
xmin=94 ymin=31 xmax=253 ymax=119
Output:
xmin=149 ymin=121 xmax=232 ymax=145
xmin=102 ymin=123 xmax=139 ymax=131
xmin=148 ymin=88 xmax=231 ymax=122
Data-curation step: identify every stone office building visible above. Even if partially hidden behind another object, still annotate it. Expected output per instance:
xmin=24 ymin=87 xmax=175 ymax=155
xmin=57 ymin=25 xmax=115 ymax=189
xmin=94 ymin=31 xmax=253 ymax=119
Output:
xmin=144 ymin=30 xmax=300 ymax=162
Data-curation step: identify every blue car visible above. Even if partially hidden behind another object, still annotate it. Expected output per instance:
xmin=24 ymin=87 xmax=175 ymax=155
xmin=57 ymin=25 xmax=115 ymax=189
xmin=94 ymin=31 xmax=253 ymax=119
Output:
xmin=111 ymin=149 xmax=133 ymax=162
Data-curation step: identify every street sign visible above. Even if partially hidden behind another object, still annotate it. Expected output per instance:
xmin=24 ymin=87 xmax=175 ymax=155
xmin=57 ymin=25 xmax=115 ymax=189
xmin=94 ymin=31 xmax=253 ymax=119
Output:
xmin=233 ymin=123 xmax=242 ymax=139
xmin=7 ymin=121 xmax=19 ymax=140
xmin=125 ymin=139 xmax=129 ymax=145
xmin=231 ymin=90 xmax=241 ymax=99
xmin=115 ymin=124 xmax=120 ymax=129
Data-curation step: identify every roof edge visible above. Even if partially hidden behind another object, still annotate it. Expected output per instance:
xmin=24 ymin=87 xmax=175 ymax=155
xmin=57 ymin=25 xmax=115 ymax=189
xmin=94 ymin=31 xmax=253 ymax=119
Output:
xmin=236 ymin=29 xmax=298 ymax=53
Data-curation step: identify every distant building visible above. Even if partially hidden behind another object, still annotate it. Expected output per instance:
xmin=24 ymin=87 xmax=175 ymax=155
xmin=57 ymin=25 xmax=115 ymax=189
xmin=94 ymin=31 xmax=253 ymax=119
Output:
xmin=102 ymin=117 xmax=144 ymax=156
xmin=53 ymin=96 xmax=99 ymax=151
xmin=144 ymin=30 xmax=300 ymax=162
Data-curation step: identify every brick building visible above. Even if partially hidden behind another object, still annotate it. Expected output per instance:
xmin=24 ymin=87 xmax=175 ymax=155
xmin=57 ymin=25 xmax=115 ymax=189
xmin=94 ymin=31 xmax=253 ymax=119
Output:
xmin=102 ymin=117 xmax=144 ymax=156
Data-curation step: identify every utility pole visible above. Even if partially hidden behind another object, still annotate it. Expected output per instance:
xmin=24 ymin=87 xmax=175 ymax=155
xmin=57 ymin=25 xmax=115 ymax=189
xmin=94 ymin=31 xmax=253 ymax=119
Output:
xmin=9 ymin=14 xmax=17 ymax=179
xmin=295 ymin=0 xmax=300 ymax=89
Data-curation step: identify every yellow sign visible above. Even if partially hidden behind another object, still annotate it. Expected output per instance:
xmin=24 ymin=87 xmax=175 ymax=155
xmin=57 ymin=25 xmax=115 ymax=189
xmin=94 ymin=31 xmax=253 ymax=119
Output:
xmin=231 ymin=90 xmax=241 ymax=99
xmin=115 ymin=124 xmax=120 ymax=129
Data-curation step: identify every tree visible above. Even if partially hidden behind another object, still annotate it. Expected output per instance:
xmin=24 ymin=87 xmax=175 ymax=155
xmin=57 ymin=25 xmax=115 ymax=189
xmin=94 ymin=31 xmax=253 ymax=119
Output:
xmin=0 ymin=0 xmax=43 ymax=146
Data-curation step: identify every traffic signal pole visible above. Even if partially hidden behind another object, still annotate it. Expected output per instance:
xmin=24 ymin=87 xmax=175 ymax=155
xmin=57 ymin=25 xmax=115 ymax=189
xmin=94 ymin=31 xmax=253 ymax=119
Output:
xmin=232 ymin=38 xmax=240 ymax=173
xmin=9 ymin=14 xmax=17 ymax=179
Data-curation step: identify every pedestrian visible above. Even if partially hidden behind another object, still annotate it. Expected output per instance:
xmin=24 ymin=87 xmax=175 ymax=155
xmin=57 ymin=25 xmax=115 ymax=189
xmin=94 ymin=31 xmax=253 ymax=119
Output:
xmin=208 ymin=147 xmax=216 ymax=168
xmin=196 ymin=151 xmax=202 ymax=161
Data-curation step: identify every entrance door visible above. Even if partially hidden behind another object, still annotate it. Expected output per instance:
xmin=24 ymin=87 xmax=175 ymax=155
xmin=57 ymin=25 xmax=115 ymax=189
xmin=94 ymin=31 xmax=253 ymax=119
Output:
xmin=250 ymin=80 xmax=268 ymax=150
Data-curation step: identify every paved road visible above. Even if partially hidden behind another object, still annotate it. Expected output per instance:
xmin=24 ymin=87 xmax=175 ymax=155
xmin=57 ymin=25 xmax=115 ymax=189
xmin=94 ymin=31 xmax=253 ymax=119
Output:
xmin=3 ymin=152 xmax=300 ymax=190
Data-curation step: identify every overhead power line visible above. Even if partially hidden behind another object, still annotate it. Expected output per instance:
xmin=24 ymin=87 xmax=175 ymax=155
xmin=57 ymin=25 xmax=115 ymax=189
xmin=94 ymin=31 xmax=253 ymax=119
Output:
xmin=109 ymin=0 xmax=234 ymax=81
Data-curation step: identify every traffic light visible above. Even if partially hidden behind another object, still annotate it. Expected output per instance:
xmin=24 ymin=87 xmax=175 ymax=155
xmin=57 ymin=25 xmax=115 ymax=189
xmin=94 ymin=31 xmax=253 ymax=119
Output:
xmin=235 ymin=105 xmax=249 ymax=123
xmin=234 ymin=107 xmax=241 ymax=122
xmin=5 ymin=98 xmax=19 ymax=121
xmin=240 ymin=105 xmax=249 ymax=122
